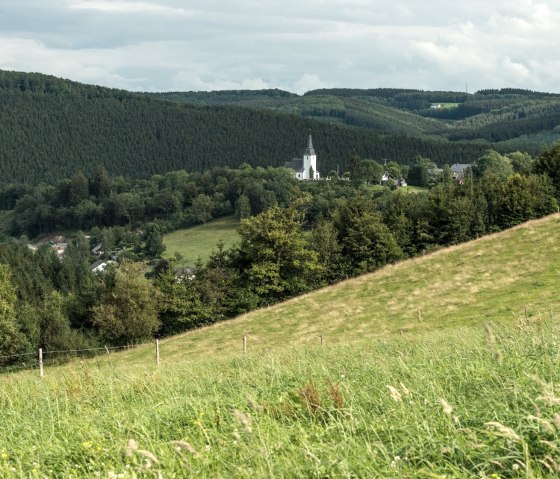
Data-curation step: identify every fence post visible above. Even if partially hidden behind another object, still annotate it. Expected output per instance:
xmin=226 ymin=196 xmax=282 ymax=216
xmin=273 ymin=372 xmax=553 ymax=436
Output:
xmin=39 ymin=348 xmax=44 ymax=378
xmin=320 ymin=334 xmax=324 ymax=346
xmin=155 ymin=339 xmax=160 ymax=367
xmin=243 ymin=335 xmax=247 ymax=355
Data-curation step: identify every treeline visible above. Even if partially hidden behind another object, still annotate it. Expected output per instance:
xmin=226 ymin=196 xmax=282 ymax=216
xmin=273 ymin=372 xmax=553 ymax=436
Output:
xmin=3 ymin=165 xmax=299 ymax=239
xmin=0 ymin=70 xmax=491 ymax=184
xmin=1 ymin=144 xmax=560 ymax=366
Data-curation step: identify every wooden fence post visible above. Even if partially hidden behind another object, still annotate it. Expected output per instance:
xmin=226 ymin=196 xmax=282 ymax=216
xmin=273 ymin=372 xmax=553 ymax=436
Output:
xmin=155 ymin=339 xmax=160 ymax=367
xmin=243 ymin=335 xmax=247 ymax=355
xmin=39 ymin=348 xmax=44 ymax=378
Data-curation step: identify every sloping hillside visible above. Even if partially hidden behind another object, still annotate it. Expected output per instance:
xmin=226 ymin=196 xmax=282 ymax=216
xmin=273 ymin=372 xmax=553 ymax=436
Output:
xmin=2 ymin=215 xmax=560 ymax=478
xmin=152 ymin=213 xmax=560 ymax=359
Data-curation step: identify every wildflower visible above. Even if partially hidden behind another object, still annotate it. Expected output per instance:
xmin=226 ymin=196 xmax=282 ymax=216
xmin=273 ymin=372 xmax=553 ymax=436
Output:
xmin=1 ymin=452 xmax=8 ymax=460
xmin=82 ymin=441 xmax=93 ymax=449
xmin=387 ymin=386 xmax=402 ymax=403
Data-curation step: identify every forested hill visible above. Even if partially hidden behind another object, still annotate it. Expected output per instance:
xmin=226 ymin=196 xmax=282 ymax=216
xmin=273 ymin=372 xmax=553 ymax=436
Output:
xmin=150 ymin=87 xmax=560 ymax=149
xmin=0 ymin=71 xmax=491 ymax=184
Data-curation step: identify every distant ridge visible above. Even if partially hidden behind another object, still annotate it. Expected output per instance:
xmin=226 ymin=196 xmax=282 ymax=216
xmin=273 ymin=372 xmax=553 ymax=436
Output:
xmin=3 ymin=70 xmax=559 ymax=184
xmin=0 ymin=70 xmax=493 ymax=184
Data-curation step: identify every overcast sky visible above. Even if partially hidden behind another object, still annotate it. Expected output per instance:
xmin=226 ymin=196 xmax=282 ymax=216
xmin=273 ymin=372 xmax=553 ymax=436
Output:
xmin=0 ymin=0 xmax=559 ymax=94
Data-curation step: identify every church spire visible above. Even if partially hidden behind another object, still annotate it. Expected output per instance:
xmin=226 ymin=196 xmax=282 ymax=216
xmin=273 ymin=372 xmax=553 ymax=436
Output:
xmin=304 ymin=130 xmax=315 ymax=156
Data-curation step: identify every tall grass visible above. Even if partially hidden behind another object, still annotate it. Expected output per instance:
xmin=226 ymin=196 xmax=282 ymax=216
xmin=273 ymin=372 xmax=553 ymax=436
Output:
xmin=1 ymin=316 xmax=559 ymax=478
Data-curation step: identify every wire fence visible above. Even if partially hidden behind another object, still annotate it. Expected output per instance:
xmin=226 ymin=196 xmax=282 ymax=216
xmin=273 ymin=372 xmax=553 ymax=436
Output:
xmin=0 ymin=333 xmax=328 ymax=377
xmin=0 ymin=343 xmax=146 ymax=376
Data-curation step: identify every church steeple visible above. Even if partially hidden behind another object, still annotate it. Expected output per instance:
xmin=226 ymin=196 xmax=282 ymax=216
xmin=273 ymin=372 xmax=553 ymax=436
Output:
xmin=304 ymin=130 xmax=315 ymax=156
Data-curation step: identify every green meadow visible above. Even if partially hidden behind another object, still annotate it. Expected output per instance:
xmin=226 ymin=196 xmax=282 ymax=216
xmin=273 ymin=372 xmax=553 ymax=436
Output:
xmin=2 ymin=214 xmax=560 ymax=478
xmin=163 ymin=216 xmax=240 ymax=267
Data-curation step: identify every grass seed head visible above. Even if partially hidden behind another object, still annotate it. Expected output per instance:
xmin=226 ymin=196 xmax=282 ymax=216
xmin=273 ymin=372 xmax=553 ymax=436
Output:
xmin=299 ymin=383 xmax=322 ymax=414
xmin=137 ymin=449 xmax=160 ymax=465
xmin=233 ymin=409 xmax=252 ymax=433
xmin=399 ymin=382 xmax=412 ymax=398
xmin=527 ymin=415 xmax=555 ymax=434
xmin=485 ymin=421 xmax=521 ymax=442
xmin=553 ymin=413 xmax=560 ymax=431
xmin=439 ymin=398 xmax=453 ymax=416
xmin=484 ymin=323 xmax=503 ymax=364
xmin=328 ymin=382 xmax=345 ymax=409
xmin=170 ymin=441 xmax=201 ymax=458
xmin=537 ymin=388 xmax=560 ymax=406
xmin=387 ymin=386 xmax=402 ymax=403
xmin=125 ymin=439 xmax=138 ymax=457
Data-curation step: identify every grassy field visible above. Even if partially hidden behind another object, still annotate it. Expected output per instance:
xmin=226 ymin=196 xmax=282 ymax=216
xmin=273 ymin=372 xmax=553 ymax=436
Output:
xmin=2 ymin=214 xmax=560 ymax=477
xmin=439 ymin=102 xmax=461 ymax=108
xmin=163 ymin=216 xmax=240 ymax=267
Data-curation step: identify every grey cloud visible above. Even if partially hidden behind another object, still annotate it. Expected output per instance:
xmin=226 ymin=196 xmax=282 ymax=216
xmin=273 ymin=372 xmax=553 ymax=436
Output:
xmin=0 ymin=0 xmax=559 ymax=93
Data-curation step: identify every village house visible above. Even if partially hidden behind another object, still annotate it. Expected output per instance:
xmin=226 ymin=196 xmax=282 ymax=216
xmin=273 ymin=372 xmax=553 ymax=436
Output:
xmin=450 ymin=163 xmax=471 ymax=183
xmin=381 ymin=171 xmax=407 ymax=187
xmin=173 ymin=266 xmax=196 ymax=282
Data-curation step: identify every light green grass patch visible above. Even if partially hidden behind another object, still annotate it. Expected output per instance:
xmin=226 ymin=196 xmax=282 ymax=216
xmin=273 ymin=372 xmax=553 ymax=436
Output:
xmin=163 ymin=216 xmax=240 ymax=267
xmin=439 ymin=102 xmax=460 ymax=108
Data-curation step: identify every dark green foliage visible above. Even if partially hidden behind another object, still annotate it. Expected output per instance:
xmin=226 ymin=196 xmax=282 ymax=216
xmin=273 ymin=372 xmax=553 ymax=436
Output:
xmin=0 ymin=264 xmax=24 ymax=362
xmin=333 ymin=195 xmax=403 ymax=273
xmin=92 ymin=262 xmax=160 ymax=345
xmin=472 ymin=150 xmax=513 ymax=179
xmin=143 ymin=223 xmax=166 ymax=258
xmin=3 ymin=70 xmax=558 ymax=190
xmin=533 ymin=143 xmax=560 ymax=198
xmin=408 ymin=156 xmax=436 ymax=187
xmin=236 ymin=203 xmax=321 ymax=301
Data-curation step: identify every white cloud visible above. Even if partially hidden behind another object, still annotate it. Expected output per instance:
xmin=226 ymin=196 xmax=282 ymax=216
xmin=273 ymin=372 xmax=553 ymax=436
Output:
xmin=292 ymin=74 xmax=332 ymax=94
xmin=69 ymin=0 xmax=189 ymax=15
xmin=170 ymin=72 xmax=270 ymax=92
xmin=1 ymin=1 xmax=560 ymax=93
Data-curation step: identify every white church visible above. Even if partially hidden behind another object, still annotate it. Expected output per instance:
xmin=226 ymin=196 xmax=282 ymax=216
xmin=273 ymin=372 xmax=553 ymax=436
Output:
xmin=284 ymin=133 xmax=320 ymax=180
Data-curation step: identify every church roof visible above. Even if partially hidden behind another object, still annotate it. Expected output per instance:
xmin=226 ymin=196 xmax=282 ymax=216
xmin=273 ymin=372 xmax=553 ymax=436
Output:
xmin=284 ymin=158 xmax=305 ymax=173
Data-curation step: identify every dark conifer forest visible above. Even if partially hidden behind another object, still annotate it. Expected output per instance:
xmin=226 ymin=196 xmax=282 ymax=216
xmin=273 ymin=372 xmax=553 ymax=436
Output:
xmin=0 ymin=70 xmax=508 ymax=184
